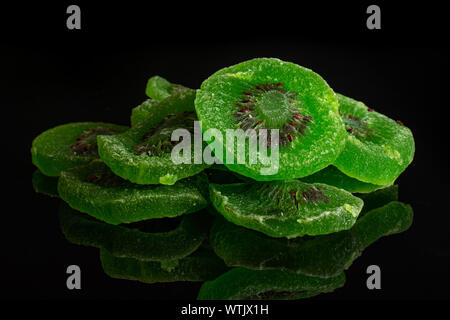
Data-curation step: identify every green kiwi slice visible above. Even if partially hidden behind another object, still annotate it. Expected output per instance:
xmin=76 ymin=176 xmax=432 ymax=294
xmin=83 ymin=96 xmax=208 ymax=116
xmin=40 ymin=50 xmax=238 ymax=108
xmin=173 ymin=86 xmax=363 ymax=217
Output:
xmin=31 ymin=122 xmax=127 ymax=176
xmin=197 ymin=267 xmax=345 ymax=300
xmin=301 ymin=165 xmax=387 ymax=193
xmin=100 ymin=246 xmax=229 ymax=284
xmin=32 ymin=169 xmax=59 ymax=197
xmin=98 ymin=88 xmax=210 ymax=185
xmin=132 ymin=77 xmax=190 ymax=126
xmin=334 ymin=94 xmax=415 ymax=185
xmin=58 ymin=202 xmax=211 ymax=261
xmin=195 ymin=58 xmax=346 ymax=181
xmin=58 ymin=160 xmax=208 ymax=224
xmin=209 ymin=180 xmax=363 ymax=238
xmin=210 ymin=200 xmax=412 ymax=278
xmin=145 ymin=75 xmax=187 ymax=101
xmin=130 ymin=99 xmax=160 ymax=127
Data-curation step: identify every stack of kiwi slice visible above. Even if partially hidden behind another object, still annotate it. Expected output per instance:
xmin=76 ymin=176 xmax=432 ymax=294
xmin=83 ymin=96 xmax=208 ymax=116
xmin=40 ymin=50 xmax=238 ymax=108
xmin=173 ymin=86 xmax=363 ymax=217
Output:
xmin=31 ymin=57 xmax=415 ymax=300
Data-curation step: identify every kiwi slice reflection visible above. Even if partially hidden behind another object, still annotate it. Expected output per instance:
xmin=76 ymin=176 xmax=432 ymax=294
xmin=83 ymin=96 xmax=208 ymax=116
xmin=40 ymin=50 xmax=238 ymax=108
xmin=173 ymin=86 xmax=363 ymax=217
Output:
xmin=210 ymin=200 xmax=413 ymax=278
xmin=58 ymin=202 xmax=211 ymax=261
xmin=32 ymin=169 xmax=59 ymax=198
xmin=357 ymin=184 xmax=399 ymax=215
xmin=100 ymin=246 xmax=229 ymax=284
xmin=197 ymin=267 xmax=345 ymax=300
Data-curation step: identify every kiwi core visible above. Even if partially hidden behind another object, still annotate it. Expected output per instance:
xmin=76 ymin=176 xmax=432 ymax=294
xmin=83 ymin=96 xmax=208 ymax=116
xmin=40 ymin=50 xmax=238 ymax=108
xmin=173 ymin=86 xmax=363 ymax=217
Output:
xmin=256 ymin=90 xmax=291 ymax=128
xmin=233 ymin=83 xmax=313 ymax=146
xmin=71 ymin=127 xmax=118 ymax=155
xmin=134 ymin=111 xmax=196 ymax=156
xmin=340 ymin=112 xmax=373 ymax=141
xmin=85 ymin=166 xmax=125 ymax=187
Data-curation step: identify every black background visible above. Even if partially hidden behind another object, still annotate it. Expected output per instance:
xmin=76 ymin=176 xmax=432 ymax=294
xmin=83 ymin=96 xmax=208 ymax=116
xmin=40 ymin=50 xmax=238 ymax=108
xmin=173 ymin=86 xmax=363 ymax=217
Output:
xmin=1 ymin=0 xmax=449 ymax=308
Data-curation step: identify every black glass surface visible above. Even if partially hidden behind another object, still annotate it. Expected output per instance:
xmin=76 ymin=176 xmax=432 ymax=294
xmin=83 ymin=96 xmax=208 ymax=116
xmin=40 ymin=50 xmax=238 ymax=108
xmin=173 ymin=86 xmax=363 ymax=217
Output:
xmin=1 ymin=2 xmax=449 ymax=305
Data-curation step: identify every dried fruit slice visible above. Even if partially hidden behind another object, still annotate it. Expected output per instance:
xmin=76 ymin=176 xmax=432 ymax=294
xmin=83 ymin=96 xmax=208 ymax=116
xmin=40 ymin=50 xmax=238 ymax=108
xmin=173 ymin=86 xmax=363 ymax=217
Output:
xmin=32 ymin=169 xmax=59 ymax=198
xmin=132 ymin=77 xmax=190 ymax=126
xmin=130 ymin=99 xmax=160 ymax=126
xmin=197 ymin=267 xmax=345 ymax=300
xmin=210 ymin=200 xmax=412 ymax=278
xmin=209 ymin=180 xmax=363 ymax=238
xmin=98 ymin=89 xmax=210 ymax=185
xmin=334 ymin=94 xmax=415 ymax=185
xmin=58 ymin=160 xmax=208 ymax=224
xmin=58 ymin=202 xmax=211 ymax=261
xmin=145 ymin=75 xmax=187 ymax=101
xmin=195 ymin=58 xmax=346 ymax=180
xmin=31 ymin=122 xmax=127 ymax=176
xmin=301 ymin=165 xmax=386 ymax=193
xmin=100 ymin=246 xmax=228 ymax=284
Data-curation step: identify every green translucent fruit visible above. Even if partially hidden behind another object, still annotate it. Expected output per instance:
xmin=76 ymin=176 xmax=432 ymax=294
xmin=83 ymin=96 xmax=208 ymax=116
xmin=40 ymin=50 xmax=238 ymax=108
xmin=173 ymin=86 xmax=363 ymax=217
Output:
xmin=301 ymin=165 xmax=387 ymax=193
xmin=209 ymin=180 xmax=363 ymax=238
xmin=132 ymin=76 xmax=190 ymax=126
xmin=197 ymin=267 xmax=345 ymax=300
xmin=210 ymin=200 xmax=412 ymax=278
xmin=101 ymin=246 xmax=229 ymax=284
xmin=59 ymin=203 xmax=211 ymax=261
xmin=98 ymin=88 xmax=210 ymax=185
xmin=146 ymin=75 xmax=187 ymax=101
xmin=31 ymin=122 xmax=127 ymax=176
xmin=32 ymin=170 xmax=59 ymax=197
xmin=130 ymin=99 xmax=160 ymax=127
xmin=58 ymin=160 xmax=208 ymax=224
xmin=195 ymin=58 xmax=346 ymax=181
xmin=334 ymin=94 xmax=415 ymax=185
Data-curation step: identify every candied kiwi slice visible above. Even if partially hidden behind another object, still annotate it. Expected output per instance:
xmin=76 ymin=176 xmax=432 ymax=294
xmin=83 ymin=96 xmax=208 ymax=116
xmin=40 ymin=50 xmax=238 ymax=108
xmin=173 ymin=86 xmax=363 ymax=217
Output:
xmin=195 ymin=58 xmax=346 ymax=180
xmin=210 ymin=200 xmax=412 ymax=278
xmin=58 ymin=160 xmax=208 ymax=224
xmin=197 ymin=267 xmax=345 ymax=300
xmin=145 ymin=75 xmax=187 ymax=101
xmin=100 ymin=246 xmax=229 ymax=284
xmin=209 ymin=180 xmax=363 ymax=238
xmin=98 ymin=88 xmax=210 ymax=185
xmin=334 ymin=94 xmax=415 ymax=185
xmin=58 ymin=202 xmax=211 ymax=261
xmin=131 ymin=76 xmax=189 ymax=126
xmin=31 ymin=122 xmax=127 ymax=176
xmin=301 ymin=165 xmax=387 ymax=193
xmin=130 ymin=99 xmax=160 ymax=127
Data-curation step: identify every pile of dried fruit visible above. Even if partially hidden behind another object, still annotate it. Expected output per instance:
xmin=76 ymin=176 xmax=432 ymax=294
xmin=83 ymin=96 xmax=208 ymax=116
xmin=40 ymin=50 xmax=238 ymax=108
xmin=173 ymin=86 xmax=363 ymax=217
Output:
xmin=31 ymin=58 xmax=415 ymax=299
